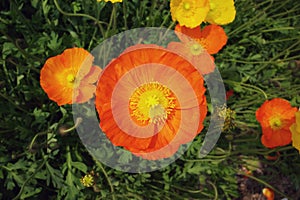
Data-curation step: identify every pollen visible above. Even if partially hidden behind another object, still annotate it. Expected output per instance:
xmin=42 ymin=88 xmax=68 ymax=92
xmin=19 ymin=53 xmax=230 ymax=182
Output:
xmin=129 ymin=82 xmax=177 ymax=125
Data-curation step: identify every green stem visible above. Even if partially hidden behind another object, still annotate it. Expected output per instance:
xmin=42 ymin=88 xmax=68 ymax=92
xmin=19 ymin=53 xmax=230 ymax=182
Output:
xmin=66 ymin=145 xmax=72 ymax=169
xmin=113 ymin=193 xmax=143 ymax=200
xmin=224 ymin=80 xmax=268 ymax=99
xmin=0 ymin=92 xmax=28 ymax=113
xmin=12 ymin=157 xmax=47 ymax=200
xmin=28 ymin=131 xmax=49 ymax=151
xmin=207 ymin=180 xmax=218 ymax=200
xmin=228 ymin=0 xmax=274 ymax=36
xmin=0 ymin=29 xmax=42 ymax=62
xmin=264 ymin=37 xmax=300 ymax=44
xmin=105 ymin=4 xmax=117 ymax=38
xmin=59 ymin=117 xmax=82 ymax=134
xmin=147 ymin=0 xmax=157 ymax=27
xmin=268 ymin=6 xmax=300 ymax=19
xmin=241 ymin=172 xmax=290 ymax=199
xmin=235 ymin=121 xmax=259 ymax=128
xmin=95 ymin=160 xmax=115 ymax=200
xmin=151 ymin=180 xmax=212 ymax=197
xmin=232 ymin=145 xmax=294 ymax=156
xmin=122 ymin=0 xmax=128 ymax=29
xmin=53 ymin=0 xmax=106 ymax=37
xmin=254 ymin=40 xmax=300 ymax=74
xmin=160 ymin=12 xmax=171 ymax=28
xmin=87 ymin=2 xmax=103 ymax=50
xmin=158 ymin=21 xmax=176 ymax=45
xmin=147 ymin=184 xmax=183 ymax=199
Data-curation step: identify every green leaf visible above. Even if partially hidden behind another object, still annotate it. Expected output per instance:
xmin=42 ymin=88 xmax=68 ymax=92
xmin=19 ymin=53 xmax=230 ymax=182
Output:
xmin=64 ymin=171 xmax=79 ymax=200
xmin=45 ymin=162 xmax=64 ymax=188
xmin=71 ymin=161 xmax=87 ymax=173
xmin=30 ymin=0 xmax=39 ymax=8
xmin=118 ymin=150 xmax=132 ymax=164
xmin=47 ymin=32 xmax=62 ymax=51
xmin=20 ymin=187 xmax=42 ymax=199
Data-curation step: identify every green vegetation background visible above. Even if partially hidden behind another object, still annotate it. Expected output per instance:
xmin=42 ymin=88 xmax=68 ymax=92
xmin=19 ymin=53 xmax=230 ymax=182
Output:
xmin=0 ymin=0 xmax=299 ymax=199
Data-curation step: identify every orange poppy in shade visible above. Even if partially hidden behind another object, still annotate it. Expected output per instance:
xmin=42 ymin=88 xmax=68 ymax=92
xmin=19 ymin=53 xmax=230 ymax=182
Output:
xmin=175 ymin=24 xmax=228 ymax=54
xmin=256 ymin=98 xmax=297 ymax=148
xmin=290 ymin=110 xmax=300 ymax=153
xmin=226 ymin=89 xmax=234 ymax=100
xmin=95 ymin=44 xmax=207 ymax=160
xmin=262 ymin=188 xmax=274 ymax=200
xmin=40 ymin=48 xmax=102 ymax=106
xmin=167 ymin=24 xmax=227 ymax=74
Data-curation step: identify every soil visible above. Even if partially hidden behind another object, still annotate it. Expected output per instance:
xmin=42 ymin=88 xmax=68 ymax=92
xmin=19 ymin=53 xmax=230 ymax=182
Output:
xmin=236 ymin=163 xmax=300 ymax=200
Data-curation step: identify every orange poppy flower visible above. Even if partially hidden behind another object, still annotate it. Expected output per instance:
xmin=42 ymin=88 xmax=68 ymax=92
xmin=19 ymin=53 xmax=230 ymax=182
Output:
xmin=95 ymin=44 xmax=207 ymax=160
xmin=256 ymin=98 xmax=297 ymax=148
xmin=262 ymin=188 xmax=274 ymax=200
xmin=40 ymin=47 xmax=102 ymax=106
xmin=167 ymin=24 xmax=227 ymax=74
xmin=226 ymin=89 xmax=234 ymax=100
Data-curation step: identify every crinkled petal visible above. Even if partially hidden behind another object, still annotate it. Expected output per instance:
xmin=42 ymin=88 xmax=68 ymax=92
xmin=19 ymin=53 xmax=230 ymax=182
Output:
xmin=170 ymin=0 xmax=210 ymax=28
xmin=205 ymin=0 xmax=236 ymax=25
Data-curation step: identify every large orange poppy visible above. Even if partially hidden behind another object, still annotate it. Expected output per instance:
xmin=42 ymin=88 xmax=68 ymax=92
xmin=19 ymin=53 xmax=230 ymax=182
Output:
xmin=256 ymin=98 xmax=297 ymax=148
xmin=40 ymin=48 xmax=102 ymax=106
xmin=168 ymin=24 xmax=227 ymax=74
xmin=95 ymin=44 xmax=207 ymax=160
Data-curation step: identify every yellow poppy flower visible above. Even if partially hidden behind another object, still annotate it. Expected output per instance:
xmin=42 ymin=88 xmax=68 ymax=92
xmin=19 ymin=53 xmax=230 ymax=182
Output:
xmin=205 ymin=0 xmax=236 ymax=25
xmin=170 ymin=0 xmax=210 ymax=28
xmin=97 ymin=0 xmax=122 ymax=3
xmin=290 ymin=110 xmax=300 ymax=153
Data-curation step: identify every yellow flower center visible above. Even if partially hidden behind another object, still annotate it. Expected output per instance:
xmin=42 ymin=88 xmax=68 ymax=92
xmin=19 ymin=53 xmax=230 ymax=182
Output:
xmin=269 ymin=117 xmax=282 ymax=130
xmin=183 ymin=2 xmax=191 ymax=10
xmin=67 ymin=74 xmax=76 ymax=83
xmin=129 ymin=82 xmax=177 ymax=125
xmin=190 ymin=42 xmax=204 ymax=55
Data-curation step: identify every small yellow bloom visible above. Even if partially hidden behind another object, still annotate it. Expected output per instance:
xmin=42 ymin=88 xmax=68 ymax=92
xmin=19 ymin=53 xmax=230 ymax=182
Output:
xmin=290 ymin=110 xmax=300 ymax=153
xmin=205 ymin=0 xmax=236 ymax=25
xmin=80 ymin=174 xmax=94 ymax=187
xmin=170 ymin=0 xmax=210 ymax=28
xmin=97 ymin=0 xmax=122 ymax=3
